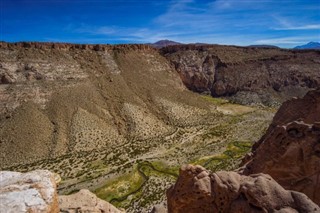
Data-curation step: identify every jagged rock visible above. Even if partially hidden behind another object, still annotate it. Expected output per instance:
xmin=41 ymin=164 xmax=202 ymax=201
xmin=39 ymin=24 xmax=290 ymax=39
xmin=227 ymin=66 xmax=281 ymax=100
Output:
xmin=0 ymin=170 xmax=59 ymax=213
xmin=167 ymin=165 xmax=320 ymax=213
xmin=242 ymin=89 xmax=320 ymax=205
xmin=59 ymin=189 xmax=124 ymax=213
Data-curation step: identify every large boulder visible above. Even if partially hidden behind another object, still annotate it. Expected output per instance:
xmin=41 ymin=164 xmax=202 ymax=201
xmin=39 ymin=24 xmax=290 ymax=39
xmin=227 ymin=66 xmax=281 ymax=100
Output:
xmin=0 ymin=170 xmax=59 ymax=213
xmin=167 ymin=165 xmax=319 ymax=213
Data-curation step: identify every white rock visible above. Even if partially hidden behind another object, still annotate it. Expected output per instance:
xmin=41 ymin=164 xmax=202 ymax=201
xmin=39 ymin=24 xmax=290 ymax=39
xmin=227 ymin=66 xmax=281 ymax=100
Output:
xmin=0 ymin=170 xmax=59 ymax=213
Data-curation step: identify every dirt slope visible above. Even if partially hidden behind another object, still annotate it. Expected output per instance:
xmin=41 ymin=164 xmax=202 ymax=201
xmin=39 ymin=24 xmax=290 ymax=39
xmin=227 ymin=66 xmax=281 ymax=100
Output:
xmin=0 ymin=42 xmax=212 ymax=168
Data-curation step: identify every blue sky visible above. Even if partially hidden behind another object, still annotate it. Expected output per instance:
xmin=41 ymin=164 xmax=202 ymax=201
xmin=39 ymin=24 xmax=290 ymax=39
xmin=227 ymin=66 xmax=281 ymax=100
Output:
xmin=1 ymin=0 xmax=319 ymax=47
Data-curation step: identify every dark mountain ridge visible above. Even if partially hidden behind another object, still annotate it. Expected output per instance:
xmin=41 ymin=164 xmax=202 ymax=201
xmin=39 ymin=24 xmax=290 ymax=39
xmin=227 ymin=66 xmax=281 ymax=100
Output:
xmin=294 ymin=41 xmax=320 ymax=49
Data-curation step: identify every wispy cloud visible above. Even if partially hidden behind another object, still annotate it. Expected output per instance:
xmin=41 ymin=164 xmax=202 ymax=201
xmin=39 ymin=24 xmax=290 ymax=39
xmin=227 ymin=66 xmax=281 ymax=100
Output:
xmin=273 ymin=24 xmax=320 ymax=30
xmin=71 ymin=24 xmax=188 ymax=43
xmin=271 ymin=15 xmax=320 ymax=31
xmin=255 ymin=36 xmax=320 ymax=45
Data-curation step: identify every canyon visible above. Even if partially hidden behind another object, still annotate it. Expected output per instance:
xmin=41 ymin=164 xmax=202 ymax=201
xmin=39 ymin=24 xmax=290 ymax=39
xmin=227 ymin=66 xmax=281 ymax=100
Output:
xmin=0 ymin=42 xmax=319 ymax=212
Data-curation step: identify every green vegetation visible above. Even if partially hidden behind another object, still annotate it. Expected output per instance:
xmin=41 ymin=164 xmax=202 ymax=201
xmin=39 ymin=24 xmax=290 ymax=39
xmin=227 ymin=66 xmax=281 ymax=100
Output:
xmin=94 ymin=160 xmax=179 ymax=209
xmin=201 ymin=95 xmax=229 ymax=105
xmin=192 ymin=140 xmax=252 ymax=172
xmin=95 ymin=165 xmax=144 ymax=204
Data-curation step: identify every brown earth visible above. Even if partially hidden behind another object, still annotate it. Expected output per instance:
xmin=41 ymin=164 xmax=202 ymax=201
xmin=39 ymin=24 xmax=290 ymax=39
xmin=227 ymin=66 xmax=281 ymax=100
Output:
xmin=0 ymin=41 xmax=212 ymax=168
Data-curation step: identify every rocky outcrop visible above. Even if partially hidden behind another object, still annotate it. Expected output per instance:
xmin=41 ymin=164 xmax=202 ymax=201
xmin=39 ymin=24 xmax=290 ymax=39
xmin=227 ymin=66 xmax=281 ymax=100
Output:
xmin=0 ymin=170 xmax=59 ymax=213
xmin=242 ymin=89 xmax=320 ymax=205
xmin=0 ymin=170 xmax=124 ymax=213
xmin=167 ymin=165 xmax=320 ymax=213
xmin=59 ymin=189 xmax=124 ymax=213
xmin=161 ymin=45 xmax=320 ymax=105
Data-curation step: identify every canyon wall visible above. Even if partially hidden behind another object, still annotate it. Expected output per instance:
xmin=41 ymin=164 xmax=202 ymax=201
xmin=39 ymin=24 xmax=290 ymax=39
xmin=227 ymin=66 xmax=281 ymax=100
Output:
xmin=161 ymin=45 xmax=320 ymax=105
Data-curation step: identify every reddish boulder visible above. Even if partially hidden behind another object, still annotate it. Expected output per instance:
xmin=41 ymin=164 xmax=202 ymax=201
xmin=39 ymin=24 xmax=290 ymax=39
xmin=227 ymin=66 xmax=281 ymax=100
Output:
xmin=167 ymin=165 xmax=319 ymax=213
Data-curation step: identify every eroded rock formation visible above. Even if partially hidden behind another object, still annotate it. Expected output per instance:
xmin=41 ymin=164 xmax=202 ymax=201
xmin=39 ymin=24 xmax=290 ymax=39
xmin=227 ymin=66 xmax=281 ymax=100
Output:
xmin=242 ymin=89 xmax=320 ymax=205
xmin=167 ymin=165 xmax=320 ymax=213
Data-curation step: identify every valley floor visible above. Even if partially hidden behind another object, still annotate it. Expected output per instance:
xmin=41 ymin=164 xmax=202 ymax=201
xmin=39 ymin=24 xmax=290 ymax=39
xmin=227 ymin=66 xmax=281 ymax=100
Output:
xmin=4 ymin=96 xmax=275 ymax=212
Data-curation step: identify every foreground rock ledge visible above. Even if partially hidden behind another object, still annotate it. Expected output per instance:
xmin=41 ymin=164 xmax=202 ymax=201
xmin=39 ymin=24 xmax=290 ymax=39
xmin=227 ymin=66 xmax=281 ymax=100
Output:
xmin=0 ymin=170 xmax=59 ymax=213
xmin=0 ymin=170 xmax=124 ymax=213
xmin=167 ymin=165 xmax=320 ymax=213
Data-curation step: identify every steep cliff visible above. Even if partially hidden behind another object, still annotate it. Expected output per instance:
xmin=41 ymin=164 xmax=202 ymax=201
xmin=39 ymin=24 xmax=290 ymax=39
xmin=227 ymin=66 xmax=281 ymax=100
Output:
xmin=161 ymin=45 xmax=320 ymax=105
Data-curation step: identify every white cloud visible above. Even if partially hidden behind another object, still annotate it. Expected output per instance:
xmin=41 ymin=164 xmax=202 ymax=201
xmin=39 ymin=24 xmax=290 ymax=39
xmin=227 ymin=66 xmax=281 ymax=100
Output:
xmin=271 ymin=15 xmax=320 ymax=30
xmin=273 ymin=24 xmax=320 ymax=30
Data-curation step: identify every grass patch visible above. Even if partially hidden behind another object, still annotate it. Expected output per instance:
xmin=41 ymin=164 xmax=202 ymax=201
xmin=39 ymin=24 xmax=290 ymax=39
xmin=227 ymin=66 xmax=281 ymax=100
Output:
xmin=191 ymin=140 xmax=252 ymax=172
xmin=201 ymin=95 xmax=229 ymax=105
xmin=216 ymin=104 xmax=255 ymax=115
xmin=142 ymin=161 xmax=179 ymax=177
xmin=94 ymin=166 xmax=144 ymax=205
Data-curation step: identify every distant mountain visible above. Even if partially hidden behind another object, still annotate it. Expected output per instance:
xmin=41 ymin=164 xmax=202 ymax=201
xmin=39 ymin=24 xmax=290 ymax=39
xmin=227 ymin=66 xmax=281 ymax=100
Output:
xmin=148 ymin=40 xmax=182 ymax=48
xmin=247 ymin=45 xmax=280 ymax=49
xmin=294 ymin=42 xmax=320 ymax=50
